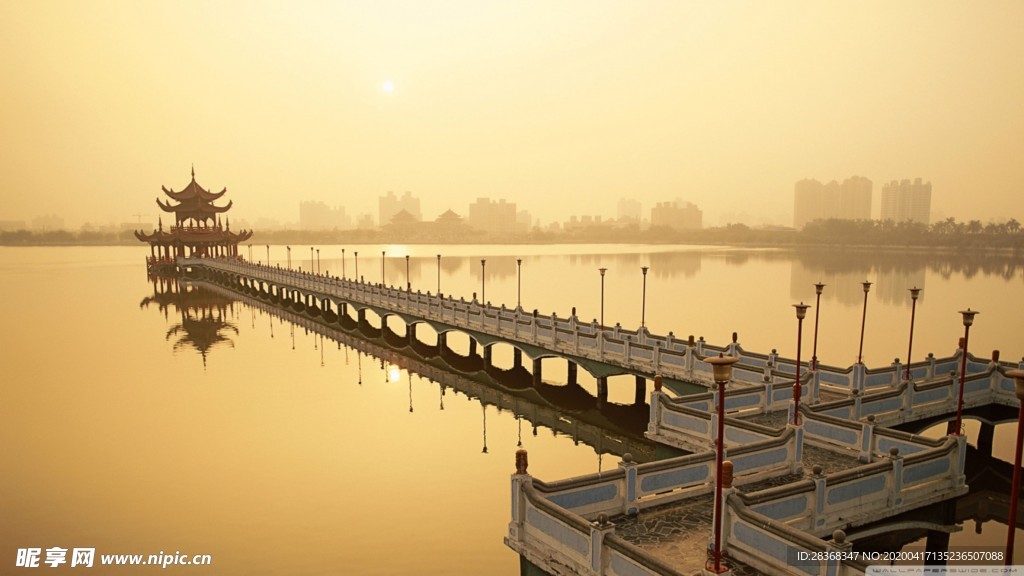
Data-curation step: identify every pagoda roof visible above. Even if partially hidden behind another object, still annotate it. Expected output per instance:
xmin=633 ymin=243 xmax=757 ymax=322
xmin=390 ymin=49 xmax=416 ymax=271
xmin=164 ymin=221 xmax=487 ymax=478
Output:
xmin=135 ymin=227 xmax=253 ymax=244
xmin=161 ymin=166 xmax=228 ymax=202
xmin=435 ymin=209 xmax=463 ymax=223
xmin=156 ymin=167 xmax=233 ymax=222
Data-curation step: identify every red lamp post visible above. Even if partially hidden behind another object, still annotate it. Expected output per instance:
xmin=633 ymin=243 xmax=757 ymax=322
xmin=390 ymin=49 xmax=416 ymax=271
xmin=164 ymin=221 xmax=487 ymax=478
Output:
xmin=857 ymin=281 xmax=872 ymax=364
xmin=953 ymin=308 xmax=978 ymax=435
xmin=905 ymin=287 xmax=922 ymax=381
xmin=707 ymin=353 xmax=739 ymax=574
xmin=599 ymin=268 xmax=608 ymax=327
xmin=811 ymin=282 xmax=825 ymax=370
xmin=640 ymin=266 xmax=649 ymax=329
xmin=793 ymin=302 xmax=810 ymax=425
xmin=1006 ymin=369 xmax=1024 ymax=565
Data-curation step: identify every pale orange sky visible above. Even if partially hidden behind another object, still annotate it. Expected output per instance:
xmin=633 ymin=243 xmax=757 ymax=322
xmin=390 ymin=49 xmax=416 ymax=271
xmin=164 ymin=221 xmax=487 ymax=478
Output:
xmin=1 ymin=1 xmax=1022 ymax=228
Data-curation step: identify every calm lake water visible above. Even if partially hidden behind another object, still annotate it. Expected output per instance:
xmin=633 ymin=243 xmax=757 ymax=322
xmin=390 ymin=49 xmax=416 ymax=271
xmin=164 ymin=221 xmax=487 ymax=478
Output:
xmin=2 ymin=244 xmax=1022 ymax=574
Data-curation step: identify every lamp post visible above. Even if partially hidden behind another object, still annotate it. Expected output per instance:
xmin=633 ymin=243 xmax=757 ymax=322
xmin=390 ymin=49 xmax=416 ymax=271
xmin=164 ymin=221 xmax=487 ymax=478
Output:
xmin=265 ymin=244 xmax=269 ymax=265
xmin=793 ymin=302 xmax=810 ymax=425
xmin=599 ymin=268 xmax=607 ymax=327
xmin=857 ymin=280 xmax=872 ymax=364
xmin=405 ymin=255 xmax=411 ymax=291
xmin=1005 ymin=369 xmax=1024 ymax=565
xmin=436 ymin=254 xmax=441 ymax=293
xmin=354 ymin=251 xmax=359 ymax=281
xmin=905 ymin=287 xmax=922 ymax=381
xmin=287 ymin=246 xmax=291 ymax=269
xmin=248 ymin=243 xmax=252 ymax=261
xmin=516 ymin=258 xmax=523 ymax=308
xmin=640 ymin=266 xmax=649 ymax=329
xmin=812 ymin=282 xmax=825 ymax=370
xmin=707 ymin=353 xmax=739 ymax=575
xmin=381 ymin=250 xmax=386 ymax=285
xmin=342 ymin=248 xmax=346 ymax=279
xmin=310 ymin=246 xmax=314 ymax=273
xmin=953 ymin=308 xmax=979 ymax=435
xmin=480 ymin=259 xmax=487 ymax=302
xmin=316 ymin=248 xmax=320 ymax=274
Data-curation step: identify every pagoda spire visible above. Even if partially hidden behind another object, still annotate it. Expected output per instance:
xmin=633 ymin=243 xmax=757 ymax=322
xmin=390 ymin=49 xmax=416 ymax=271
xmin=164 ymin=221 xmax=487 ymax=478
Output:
xmin=191 ymin=164 xmax=195 ymax=180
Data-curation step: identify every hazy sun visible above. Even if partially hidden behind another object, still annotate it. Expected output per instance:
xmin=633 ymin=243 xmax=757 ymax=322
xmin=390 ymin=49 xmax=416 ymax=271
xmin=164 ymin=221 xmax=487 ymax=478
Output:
xmin=382 ymin=80 xmax=395 ymax=93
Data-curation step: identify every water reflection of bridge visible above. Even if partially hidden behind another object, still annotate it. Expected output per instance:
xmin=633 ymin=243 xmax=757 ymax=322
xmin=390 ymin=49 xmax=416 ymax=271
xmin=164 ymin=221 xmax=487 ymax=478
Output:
xmin=173 ymin=277 xmax=657 ymax=463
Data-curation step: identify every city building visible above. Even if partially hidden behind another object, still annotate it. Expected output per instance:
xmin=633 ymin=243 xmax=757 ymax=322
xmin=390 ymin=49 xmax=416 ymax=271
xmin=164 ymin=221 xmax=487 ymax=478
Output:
xmin=31 ymin=214 xmax=65 ymax=231
xmin=467 ymin=197 xmax=517 ymax=236
xmin=299 ymin=201 xmax=350 ymax=230
xmin=881 ymin=178 xmax=932 ymax=224
xmin=617 ymin=198 xmax=642 ymax=223
xmin=793 ymin=176 xmax=873 ymax=229
xmin=378 ymin=191 xmax=421 ymax=227
xmin=650 ymin=200 xmax=702 ymax=230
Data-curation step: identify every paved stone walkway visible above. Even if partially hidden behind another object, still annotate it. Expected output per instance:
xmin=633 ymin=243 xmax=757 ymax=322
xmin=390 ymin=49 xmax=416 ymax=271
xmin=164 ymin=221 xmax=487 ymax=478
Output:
xmin=610 ymin=445 xmax=858 ymax=574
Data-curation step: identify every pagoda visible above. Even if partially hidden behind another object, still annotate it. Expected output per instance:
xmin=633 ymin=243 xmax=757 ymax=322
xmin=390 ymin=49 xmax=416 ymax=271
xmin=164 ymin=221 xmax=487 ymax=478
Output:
xmin=135 ymin=167 xmax=252 ymax=270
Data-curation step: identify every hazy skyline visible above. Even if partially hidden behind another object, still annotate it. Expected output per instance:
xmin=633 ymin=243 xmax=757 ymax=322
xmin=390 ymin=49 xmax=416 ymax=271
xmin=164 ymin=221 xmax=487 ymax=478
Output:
xmin=2 ymin=1 xmax=1022 ymax=228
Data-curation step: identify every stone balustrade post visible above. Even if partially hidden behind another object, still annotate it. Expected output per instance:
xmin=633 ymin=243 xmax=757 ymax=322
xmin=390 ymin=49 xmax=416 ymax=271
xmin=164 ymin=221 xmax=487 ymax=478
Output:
xmin=888 ymin=447 xmax=903 ymax=508
xmin=852 ymin=363 xmax=865 ymax=394
xmin=618 ymin=453 xmax=639 ymax=515
xmin=859 ymin=415 xmax=875 ymax=463
xmin=509 ymin=449 xmax=531 ymax=544
xmin=589 ymin=514 xmax=616 ymax=573
xmin=851 ymin=389 xmax=862 ymax=420
xmin=648 ymin=376 xmax=663 ymax=436
xmin=826 ymin=530 xmax=853 ymax=575
xmin=891 ymin=358 xmax=902 ymax=386
xmin=697 ymin=336 xmax=706 ymax=357
xmin=809 ymin=465 xmax=826 ymax=530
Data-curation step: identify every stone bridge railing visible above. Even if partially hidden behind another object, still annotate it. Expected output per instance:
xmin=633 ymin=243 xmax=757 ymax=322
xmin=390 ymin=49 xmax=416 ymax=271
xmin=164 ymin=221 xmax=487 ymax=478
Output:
xmin=506 ymin=429 xmax=800 ymax=576
xmin=647 ymin=358 xmax=1021 ymax=455
xmin=507 ymin=431 xmax=965 ymax=576
xmin=184 ymin=258 xmax=1021 ymax=392
xmin=725 ymin=435 xmax=966 ymax=574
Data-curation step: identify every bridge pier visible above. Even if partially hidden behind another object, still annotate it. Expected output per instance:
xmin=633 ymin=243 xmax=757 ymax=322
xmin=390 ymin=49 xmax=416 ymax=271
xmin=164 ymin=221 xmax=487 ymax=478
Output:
xmin=925 ymin=500 xmax=956 ymax=564
xmin=340 ymin=302 xmax=348 ymax=317
xmin=976 ymin=422 xmax=995 ymax=457
xmin=597 ymin=376 xmax=608 ymax=404
xmin=358 ymin=308 xmax=367 ymax=325
xmin=483 ymin=345 xmax=493 ymax=369
xmin=532 ymin=358 xmax=543 ymax=386
xmin=438 ymin=332 xmax=447 ymax=358
xmin=567 ymin=361 xmax=577 ymax=385
xmin=635 ymin=376 xmax=647 ymax=405
xmin=513 ymin=349 xmax=522 ymax=369
xmin=469 ymin=338 xmax=478 ymax=357
xmin=408 ymin=323 xmax=417 ymax=345
xmin=381 ymin=315 xmax=388 ymax=331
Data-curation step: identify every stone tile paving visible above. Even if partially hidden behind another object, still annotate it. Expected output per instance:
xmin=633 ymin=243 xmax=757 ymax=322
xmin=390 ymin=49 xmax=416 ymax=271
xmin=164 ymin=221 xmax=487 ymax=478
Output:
xmin=611 ymin=446 xmax=860 ymax=574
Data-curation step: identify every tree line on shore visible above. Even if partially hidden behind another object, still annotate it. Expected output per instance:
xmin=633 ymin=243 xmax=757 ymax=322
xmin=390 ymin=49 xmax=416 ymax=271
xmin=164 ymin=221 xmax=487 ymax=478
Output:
xmin=1 ymin=217 xmax=1021 ymax=250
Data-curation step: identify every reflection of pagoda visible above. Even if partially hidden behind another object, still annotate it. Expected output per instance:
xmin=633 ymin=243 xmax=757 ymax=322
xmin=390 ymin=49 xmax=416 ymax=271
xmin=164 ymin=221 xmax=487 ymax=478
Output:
xmin=135 ymin=167 xmax=252 ymax=271
xmin=141 ymin=273 xmax=239 ymax=367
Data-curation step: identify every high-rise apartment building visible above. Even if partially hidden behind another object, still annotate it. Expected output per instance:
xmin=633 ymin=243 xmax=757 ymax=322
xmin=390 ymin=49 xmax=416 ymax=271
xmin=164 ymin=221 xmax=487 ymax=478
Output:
xmin=617 ymin=198 xmax=642 ymax=223
xmin=793 ymin=176 xmax=873 ymax=229
xmin=299 ymin=201 xmax=350 ymax=230
xmin=650 ymin=200 xmax=702 ymax=230
xmin=378 ymin=191 xmax=422 ymax=226
xmin=467 ymin=197 xmax=517 ymax=236
xmin=880 ymin=178 xmax=931 ymax=224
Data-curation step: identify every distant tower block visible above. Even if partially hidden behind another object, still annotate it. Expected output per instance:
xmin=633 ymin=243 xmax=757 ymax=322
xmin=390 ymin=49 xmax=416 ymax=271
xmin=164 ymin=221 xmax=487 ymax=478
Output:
xmin=135 ymin=167 xmax=253 ymax=271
